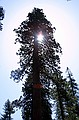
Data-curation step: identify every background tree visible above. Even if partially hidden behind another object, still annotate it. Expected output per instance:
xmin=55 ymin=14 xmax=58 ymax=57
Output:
xmin=11 ymin=7 xmax=62 ymax=120
xmin=53 ymin=68 xmax=79 ymax=120
xmin=50 ymin=72 xmax=67 ymax=120
xmin=0 ymin=99 xmax=15 ymax=120
xmin=0 ymin=6 xmax=4 ymax=31
xmin=50 ymin=67 xmax=79 ymax=120
xmin=64 ymin=67 xmax=79 ymax=120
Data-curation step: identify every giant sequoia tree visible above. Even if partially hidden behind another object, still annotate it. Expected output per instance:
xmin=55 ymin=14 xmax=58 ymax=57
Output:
xmin=11 ymin=8 xmax=62 ymax=120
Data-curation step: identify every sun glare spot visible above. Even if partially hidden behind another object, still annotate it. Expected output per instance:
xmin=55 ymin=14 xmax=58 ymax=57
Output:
xmin=37 ymin=31 xmax=44 ymax=42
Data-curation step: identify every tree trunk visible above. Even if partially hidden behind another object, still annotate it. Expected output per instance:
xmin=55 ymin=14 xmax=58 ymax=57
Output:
xmin=32 ymin=35 xmax=41 ymax=120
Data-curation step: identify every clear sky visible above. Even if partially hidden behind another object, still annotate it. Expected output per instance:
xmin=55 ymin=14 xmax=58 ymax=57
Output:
xmin=0 ymin=0 xmax=79 ymax=119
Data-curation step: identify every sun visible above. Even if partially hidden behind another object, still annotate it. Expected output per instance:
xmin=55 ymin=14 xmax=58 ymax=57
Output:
xmin=37 ymin=31 xmax=44 ymax=42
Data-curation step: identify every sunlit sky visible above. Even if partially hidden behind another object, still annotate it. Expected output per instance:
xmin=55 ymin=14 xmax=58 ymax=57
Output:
xmin=0 ymin=0 xmax=79 ymax=119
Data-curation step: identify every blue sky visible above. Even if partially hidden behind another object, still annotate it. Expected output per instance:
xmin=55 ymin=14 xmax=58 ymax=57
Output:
xmin=0 ymin=0 xmax=79 ymax=119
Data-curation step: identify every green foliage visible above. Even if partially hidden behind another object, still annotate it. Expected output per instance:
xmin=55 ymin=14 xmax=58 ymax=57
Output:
xmin=41 ymin=88 xmax=52 ymax=120
xmin=50 ymin=68 xmax=79 ymax=120
xmin=0 ymin=6 xmax=4 ymax=31
xmin=0 ymin=99 xmax=15 ymax=120
xmin=64 ymin=67 xmax=79 ymax=120
xmin=22 ymin=79 xmax=32 ymax=120
xmin=51 ymin=73 xmax=66 ymax=120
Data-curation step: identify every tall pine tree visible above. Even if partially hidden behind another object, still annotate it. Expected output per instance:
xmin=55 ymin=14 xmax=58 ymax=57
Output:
xmin=65 ymin=67 xmax=79 ymax=120
xmin=53 ymin=68 xmax=79 ymax=120
xmin=0 ymin=99 xmax=15 ymax=120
